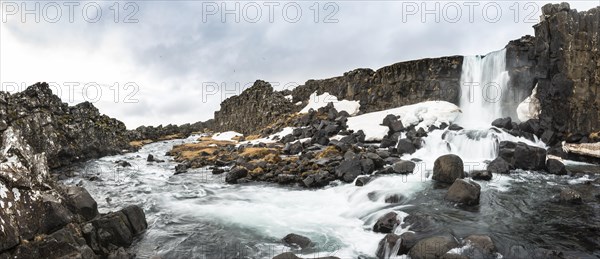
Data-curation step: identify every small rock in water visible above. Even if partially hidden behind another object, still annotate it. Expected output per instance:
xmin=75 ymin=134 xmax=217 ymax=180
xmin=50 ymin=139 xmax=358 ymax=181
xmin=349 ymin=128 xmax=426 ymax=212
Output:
xmin=445 ymin=179 xmax=481 ymax=205
xmin=408 ymin=235 xmax=459 ymax=259
xmin=559 ymin=188 xmax=582 ymax=204
xmin=392 ymin=160 xmax=416 ymax=174
xmin=487 ymin=157 xmax=512 ymax=174
xmin=225 ymin=166 xmax=248 ymax=183
xmin=432 ymin=154 xmax=465 ymax=184
xmin=282 ymin=233 xmax=312 ymax=249
xmin=375 ymin=233 xmax=400 ymax=259
xmin=463 ymin=234 xmax=497 ymax=256
xmin=491 ymin=117 xmax=512 ymax=129
xmin=384 ymin=194 xmax=404 ymax=204
xmin=373 ymin=212 xmax=399 ymax=233
xmin=471 ymin=170 xmax=492 ymax=181
xmin=147 ymin=154 xmax=165 ymax=163
xmin=174 ymin=164 xmax=189 ymax=175
xmin=355 ymin=176 xmax=372 ymax=186
xmin=546 ymin=159 xmax=568 ymax=175
xmin=115 ymin=160 xmax=131 ymax=167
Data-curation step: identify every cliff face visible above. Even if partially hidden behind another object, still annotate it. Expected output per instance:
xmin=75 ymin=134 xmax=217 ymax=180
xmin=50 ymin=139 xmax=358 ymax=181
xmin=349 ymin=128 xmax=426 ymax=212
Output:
xmin=535 ymin=3 xmax=600 ymax=135
xmin=291 ymin=56 xmax=463 ymax=114
xmin=214 ymin=57 xmax=463 ymax=135
xmin=508 ymin=3 xmax=600 ymax=136
xmin=0 ymin=83 xmax=130 ymax=168
xmin=213 ymin=80 xmax=296 ymax=134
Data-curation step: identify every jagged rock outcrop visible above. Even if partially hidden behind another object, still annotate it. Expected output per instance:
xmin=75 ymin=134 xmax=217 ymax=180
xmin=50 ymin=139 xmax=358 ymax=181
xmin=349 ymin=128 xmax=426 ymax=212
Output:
xmin=126 ymin=120 xmax=213 ymax=143
xmin=0 ymin=83 xmax=129 ymax=169
xmin=290 ymin=57 xmax=463 ymax=114
xmin=213 ymin=57 xmax=462 ymax=135
xmin=0 ymin=127 xmax=147 ymax=258
xmin=213 ymin=80 xmax=295 ymax=134
xmin=507 ymin=4 xmax=600 ymax=137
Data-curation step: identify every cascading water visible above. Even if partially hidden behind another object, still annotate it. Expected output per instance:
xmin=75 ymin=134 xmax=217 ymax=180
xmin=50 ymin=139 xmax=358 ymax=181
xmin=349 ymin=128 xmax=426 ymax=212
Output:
xmin=59 ymin=48 xmax=600 ymax=259
xmin=456 ymin=49 xmax=512 ymax=129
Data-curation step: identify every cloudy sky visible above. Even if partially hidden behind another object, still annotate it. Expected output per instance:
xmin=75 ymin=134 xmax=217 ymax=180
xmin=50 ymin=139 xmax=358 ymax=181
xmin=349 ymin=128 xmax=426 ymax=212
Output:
xmin=1 ymin=1 xmax=598 ymax=129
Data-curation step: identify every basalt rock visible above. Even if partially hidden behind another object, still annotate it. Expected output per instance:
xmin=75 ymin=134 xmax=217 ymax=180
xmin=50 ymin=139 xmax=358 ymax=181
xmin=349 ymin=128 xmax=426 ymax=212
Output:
xmin=0 ymin=127 xmax=147 ymax=258
xmin=432 ymin=154 xmax=465 ymax=184
xmin=1 ymin=83 xmax=130 ymax=169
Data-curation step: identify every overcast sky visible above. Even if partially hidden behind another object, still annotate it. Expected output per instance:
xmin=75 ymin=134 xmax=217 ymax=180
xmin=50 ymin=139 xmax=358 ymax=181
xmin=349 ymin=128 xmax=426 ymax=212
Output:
xmin=1 ymin=1 xmax=598 ymax=129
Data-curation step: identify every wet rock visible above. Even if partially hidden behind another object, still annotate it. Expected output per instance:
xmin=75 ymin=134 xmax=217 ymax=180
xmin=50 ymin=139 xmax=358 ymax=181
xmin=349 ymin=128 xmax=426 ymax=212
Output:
xmin=335 ymin=157 xmax=364 ymax=183
xmin=384 ymin=194 xmax=404 ymax=204
xmin=445 ymin=179 xmax=481 ymax=205
xmin=391 ymin=160 xmax=416 ymax=174
xmin=408 ymin=235 xmax=460 ymax=259
xmin=282 ymin=233 xmax=312 ymax=249
xmin=513 ymin=142 xmax=546 ymax=170
xmin=174 ymin=163 xmax=189 ymax=175
xmin=398 ymin=232 xmax=418 ymax=255
xmin=560 ymin=188 xmax=582 ymax=204
xmin=115 ymin=160 xmax=131 ymax=167
xmin=212 ymin=167 xmax=225 ymax=174
xmin=91 ymin=211 xmax=134 ymax=248
xmin=546 ymin=159 xmax=567 ymax=175
xmin=302 ymin=172 xmax=331 ymax=188
xmin=448 ymin=124 xmax=463 ymax=131
xmin=63 ymin=186 xmax=98 ymax=221
xmin=273 ymin=252 xmax=301 ymax=259
xmin=433 ymin=154 xmax=465 ymax=184
xmin=120 ymin=205 xmax=147 ymax=236
xmin=464 ymin=234 xmax=497 ymax=257
xmin=147 ymin=154 xmax=164 ymax=163
xmin=375 ymin=233 xmax=400 ymax=259
xmin=396 ymin=139 xmax=416 ymax=154
xmin=470 ymin=170 xmax=492 ymax=181
xmin=373 ymin=212 xmax=399 ymax=233
xmin=277 ymin=174 xmax=297 ymax=185
xmin=492 ymin=117 xmax=512 ymax=129
xmin=487 ymin=157 xmax=512 ymax=174
xmin=225 ymin=167 xmax=248 ymax=184
xmin=355 ymin=176 xmax=372 ymax=186
xmin=380 ymin=135 xmax=397 ymax=148
xmin=360 ymin=158 xmax=375 ymax=174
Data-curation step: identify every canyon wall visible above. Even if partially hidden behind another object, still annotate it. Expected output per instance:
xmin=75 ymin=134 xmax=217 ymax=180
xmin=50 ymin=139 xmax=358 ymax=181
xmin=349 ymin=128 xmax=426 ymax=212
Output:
xmin=0 ymin=83 xmax=130 ymax=168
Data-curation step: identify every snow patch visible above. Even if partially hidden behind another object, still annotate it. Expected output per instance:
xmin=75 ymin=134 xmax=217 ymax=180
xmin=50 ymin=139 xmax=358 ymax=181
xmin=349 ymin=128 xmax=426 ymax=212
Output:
xmin=300 ymin=92 xmax=360 ymax=116
xmin=239 ymin=127 xmax=295 ymax=145
xmin=517 ymin=84 xmax=540 ymax=122
xmin=347 ymin=101 xmax=461 ymax=141
xmin=212 ymin=131 xmax=242 ymax=141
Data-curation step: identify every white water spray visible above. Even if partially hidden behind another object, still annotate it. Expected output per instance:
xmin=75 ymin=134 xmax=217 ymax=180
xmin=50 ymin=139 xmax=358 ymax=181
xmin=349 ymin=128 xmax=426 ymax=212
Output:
xmin=456 ymin=49 xmax=512 ymax=128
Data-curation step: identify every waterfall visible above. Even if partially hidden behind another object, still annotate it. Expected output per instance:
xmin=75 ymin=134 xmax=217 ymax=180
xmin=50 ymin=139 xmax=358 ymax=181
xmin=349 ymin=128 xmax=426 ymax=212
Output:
xmin=455 ymin=49 xmax=512 ymax=128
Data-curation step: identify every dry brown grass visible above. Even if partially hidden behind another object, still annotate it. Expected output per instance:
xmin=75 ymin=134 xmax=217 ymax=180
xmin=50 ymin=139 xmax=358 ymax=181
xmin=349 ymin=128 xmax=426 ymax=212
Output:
xmin=129 ymin=139 xmax=153 ymax=149
xmin=158 ymin=134 xmax=184 ymax=141
xmin=250 ymin=167 xmax=265 ymax=176
xmin=244 ymin=134 xmax=262 ymax=141
xmin=316 ymin=146 xmax=341 ymax=159
xmin=590 ymin=132 xmax=600 ymax=141
xmin=170 ymin=138 xmax=235 ymax=162
xmin=239 ymin=147 xmax=279 ymax=160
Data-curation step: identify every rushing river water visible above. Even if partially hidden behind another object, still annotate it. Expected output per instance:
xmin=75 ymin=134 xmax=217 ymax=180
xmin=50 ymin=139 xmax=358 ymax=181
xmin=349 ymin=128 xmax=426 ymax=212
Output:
xmin=60 ymin=48 xmax=600 ymax=258
xmin=58 ymin=132 xmax=600 ymax=259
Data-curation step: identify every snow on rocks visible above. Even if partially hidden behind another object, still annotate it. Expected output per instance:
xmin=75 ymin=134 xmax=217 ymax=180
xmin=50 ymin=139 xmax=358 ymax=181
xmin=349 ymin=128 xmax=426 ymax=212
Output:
xmin=517 ymin=84 xmax=541 ymax=122
xmin=300 ymin=92 xmax=360 ymax=116
xmin=347 ymin=101 xmax=461 ymax=141
xmin=212 ymin=131 xmax=242 ymax=141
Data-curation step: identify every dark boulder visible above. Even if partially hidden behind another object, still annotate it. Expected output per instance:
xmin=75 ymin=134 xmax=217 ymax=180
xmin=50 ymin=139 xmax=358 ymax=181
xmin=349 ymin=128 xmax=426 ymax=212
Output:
xmin=409 ymin=235 xmax=460 ymax=259
xmin=463 ymin=234 xmax=497 ymax=257
xmin=559 ymin=188 xmax=582 ymax=204
xmin=375 ymin=234 xmax=400 ymax=259
xmin=470 ymin=170 xmax=492 ymax=181
xmin=432 ymin=154 xmax=465 ymax=184
xmin=91 ymin=211 xmax=133 ymax=248
xmin=225 ymin=167 xmax=248 ymax=184
xmin=546 ymin=159 xmax=567 ymax=175
xmin=174 ymin=163 xmax=189 ymax=175
xmin=392 ymin=160 xmax=416 ymax=174
xmin=396 ymin=138 xmax=416 ymax=154
xmin=303 ymin=172 xmax=331 ymax=188
xmin=445 ymin=179 xmax=481 ymax=205
xmin=282 ymin=233 xmax=312 ymax=249
xmin=63 ymin=186 xmax=98 ymax=221
xmin=384 ymin=194 xmax=404 ymax=203
xmin=492 ymin=117 xmax=512 ymax=129
xmin=355 ymin=176 xmax=372 ymax=186
xmin=120 ymin=205 xmax=147 ymax=236
xmin=380 ymin=135 xmax=398 ymax=148
xmin=514 ymin=142 xmax=546 ymax=170
xmin=487 ymin=157 xmax=512 ymax=174
xmin=373 ymin=212 xmax=399 ymax=233
xmin=335 ymin=157 xmax=364 ymax=183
